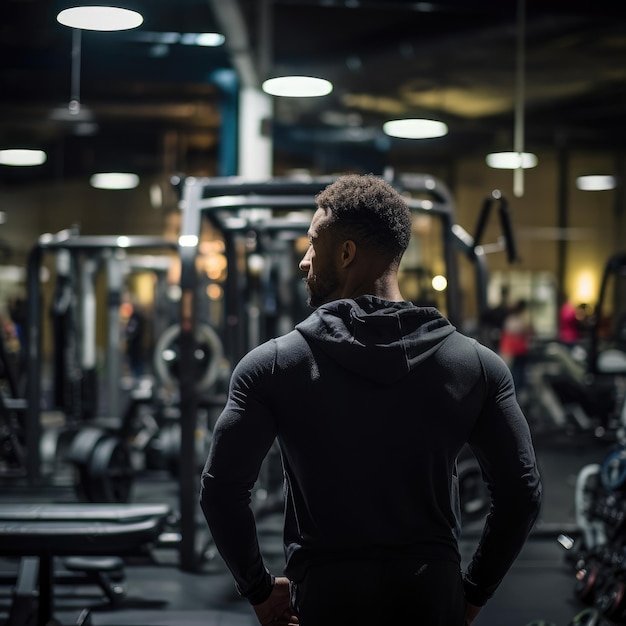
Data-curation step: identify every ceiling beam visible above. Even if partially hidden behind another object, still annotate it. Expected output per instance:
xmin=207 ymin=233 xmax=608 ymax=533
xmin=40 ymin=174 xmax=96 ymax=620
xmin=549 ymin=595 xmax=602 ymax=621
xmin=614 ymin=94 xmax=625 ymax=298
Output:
xmin=206 ymin=0 xmax=260 ymax=89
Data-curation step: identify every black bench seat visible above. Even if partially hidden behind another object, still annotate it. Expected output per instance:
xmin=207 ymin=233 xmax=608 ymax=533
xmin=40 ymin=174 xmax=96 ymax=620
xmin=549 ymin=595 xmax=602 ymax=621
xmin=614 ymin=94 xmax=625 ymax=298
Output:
xmin=0 ymin=503 xmax=171 ymax=625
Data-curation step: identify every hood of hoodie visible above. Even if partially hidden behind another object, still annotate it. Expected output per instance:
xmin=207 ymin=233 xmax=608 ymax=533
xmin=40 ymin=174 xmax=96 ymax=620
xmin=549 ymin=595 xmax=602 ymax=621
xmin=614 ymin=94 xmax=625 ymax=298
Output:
xmin=295 ymin=295 xmax=456 ymax=385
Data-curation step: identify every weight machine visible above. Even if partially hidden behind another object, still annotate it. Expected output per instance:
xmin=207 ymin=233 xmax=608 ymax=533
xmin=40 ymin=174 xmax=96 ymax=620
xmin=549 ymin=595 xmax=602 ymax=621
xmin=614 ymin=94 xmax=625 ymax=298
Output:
xmin=21 ymin=231 xmax=177 ymax=493
xmin=589 ymin=253 xmax=626 ymax=379
xmin=173 ymin=173 xmax=517 ymax=570
xmin=521 ymin=253 xmax=626 ymax=441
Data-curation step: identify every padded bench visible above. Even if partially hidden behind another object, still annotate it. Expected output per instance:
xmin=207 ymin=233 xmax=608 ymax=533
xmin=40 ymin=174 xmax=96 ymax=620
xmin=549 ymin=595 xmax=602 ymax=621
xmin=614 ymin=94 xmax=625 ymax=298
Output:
xmin=0 ymin=503 xmax=171 ymax=626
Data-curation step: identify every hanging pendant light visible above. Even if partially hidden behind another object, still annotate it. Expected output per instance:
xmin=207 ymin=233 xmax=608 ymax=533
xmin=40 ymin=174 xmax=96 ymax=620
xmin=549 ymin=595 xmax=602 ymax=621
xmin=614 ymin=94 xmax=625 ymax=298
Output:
xmin=486 ymin=151 xmax=537 ymax=169
xmin=0 ymin=149 xmax=47 ymax=166
xmin=262 ymin=76 xmax=333 ymax=98
xmin=56 ymin=5 xmax=142 ymax=185
xmin=383 ymin=119 xmax=448 ymax=139
xmin=57 ymin=6 xmax=143 ymax=31
xmin=576 ymin=175 xmax=616 ymax=191
xmin=90 ymin=172 xmax=140 ymax=190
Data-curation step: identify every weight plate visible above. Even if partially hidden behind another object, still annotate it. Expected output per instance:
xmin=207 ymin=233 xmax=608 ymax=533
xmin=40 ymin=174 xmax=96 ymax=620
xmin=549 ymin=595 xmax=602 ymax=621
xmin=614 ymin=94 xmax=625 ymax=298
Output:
xmin=39 ymin=427 xmax=61 ymax=476
xmin=40 ymin=426 xmax=77 ymax=477
xmin=153 ymin=323 xmax=223 ymax=393
xmin=68 ymin=427 xmax=109 ymax=502
xmin=600 ymin=447 xmax=626 ymax=491
xmin=67 ymin=427 xmax=108 ymax=466
xmin=597 ymin=580 xmax=626 ymax=619
xmin=85 ymin=436 xmax=134 ymax=503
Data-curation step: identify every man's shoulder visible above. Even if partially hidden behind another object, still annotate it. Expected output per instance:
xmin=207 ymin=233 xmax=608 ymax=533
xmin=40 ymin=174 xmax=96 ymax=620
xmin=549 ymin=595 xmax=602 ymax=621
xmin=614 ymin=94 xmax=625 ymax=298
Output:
xmin=439 ymin=331 xmax=507 ymax=370
xmin=238 ymin=330 xmax=308 ymax=368
xmin=274 ymin=328 xmax=307 ymax=348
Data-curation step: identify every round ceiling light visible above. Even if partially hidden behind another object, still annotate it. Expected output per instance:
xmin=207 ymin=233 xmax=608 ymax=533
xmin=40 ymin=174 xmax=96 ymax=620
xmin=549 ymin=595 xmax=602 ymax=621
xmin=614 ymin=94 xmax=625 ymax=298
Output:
xmin=382 ymin=119 xmax=448 ymax=139
xmin=262 ymin=76 xmax=333 ymax=98
xmin=57 ymin=6 xmax=144 ymax=31
xmin=0 ymin=149 xmax=47 ymax=166
xmin=90 ymin=172 xmax=140 ymax=190
xmin=485 ymin=152 xmax=538 ymax=169
xmin=576 ymin=175 xmax=616 ymax=191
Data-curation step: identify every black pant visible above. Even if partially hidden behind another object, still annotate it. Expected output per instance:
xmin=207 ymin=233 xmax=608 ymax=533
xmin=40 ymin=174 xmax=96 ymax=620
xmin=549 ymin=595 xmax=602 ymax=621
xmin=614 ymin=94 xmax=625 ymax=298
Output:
xmin=290 ymin=558 xmax=466 ymax=626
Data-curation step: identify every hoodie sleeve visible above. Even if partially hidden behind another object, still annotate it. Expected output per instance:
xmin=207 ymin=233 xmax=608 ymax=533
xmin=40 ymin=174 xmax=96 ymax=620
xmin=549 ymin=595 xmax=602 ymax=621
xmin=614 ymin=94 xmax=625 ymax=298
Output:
xmin=463 ymin=343 xmax=543 ymax=606
xmin=199 ymin=341 xmax=278 ymax=605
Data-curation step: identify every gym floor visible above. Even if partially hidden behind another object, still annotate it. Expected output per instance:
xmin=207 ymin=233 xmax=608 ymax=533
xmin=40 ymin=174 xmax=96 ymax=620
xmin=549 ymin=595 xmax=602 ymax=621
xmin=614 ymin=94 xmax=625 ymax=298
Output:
xmin=0 ymin=427 xmax=613 ymax=626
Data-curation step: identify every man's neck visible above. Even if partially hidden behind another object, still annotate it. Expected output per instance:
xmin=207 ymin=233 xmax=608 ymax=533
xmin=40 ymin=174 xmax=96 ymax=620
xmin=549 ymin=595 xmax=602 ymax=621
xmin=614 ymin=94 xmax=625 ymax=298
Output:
xmin=343 ymin=276 xmax=404 ymax=302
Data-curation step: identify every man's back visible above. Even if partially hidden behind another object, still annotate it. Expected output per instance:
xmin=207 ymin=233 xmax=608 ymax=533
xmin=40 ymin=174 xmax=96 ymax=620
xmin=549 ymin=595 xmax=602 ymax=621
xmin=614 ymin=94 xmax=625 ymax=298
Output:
xmin=202 ymin=296 xmax=541 ymax=608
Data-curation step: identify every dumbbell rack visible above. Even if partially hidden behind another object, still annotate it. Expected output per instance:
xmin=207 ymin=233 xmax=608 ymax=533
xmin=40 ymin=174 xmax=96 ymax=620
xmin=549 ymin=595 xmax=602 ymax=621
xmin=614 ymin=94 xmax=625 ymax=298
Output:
xmin=566 ymin=430 xmax=626 ymax=623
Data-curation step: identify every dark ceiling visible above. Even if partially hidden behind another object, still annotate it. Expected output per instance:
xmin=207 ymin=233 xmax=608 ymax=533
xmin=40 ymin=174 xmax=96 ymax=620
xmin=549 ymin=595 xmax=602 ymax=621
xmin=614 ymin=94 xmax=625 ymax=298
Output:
xmin=1 ymin=0 xmax=625 ymax=186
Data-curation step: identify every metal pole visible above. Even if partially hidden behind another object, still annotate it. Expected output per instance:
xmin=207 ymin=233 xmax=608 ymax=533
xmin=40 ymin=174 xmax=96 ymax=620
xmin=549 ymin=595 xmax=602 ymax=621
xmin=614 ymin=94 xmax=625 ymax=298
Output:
xmin=25 ymin=245 xmax=43 ymax=484
xmin=178 ymin=178 xmax=203 ymax=571
xmin=513 ymin=0 xmax=526 ymax=198
xmin=69 ymin=28 xmax=82 ymax=115
xmin=106 ymin=253 xmax=124 ymax=419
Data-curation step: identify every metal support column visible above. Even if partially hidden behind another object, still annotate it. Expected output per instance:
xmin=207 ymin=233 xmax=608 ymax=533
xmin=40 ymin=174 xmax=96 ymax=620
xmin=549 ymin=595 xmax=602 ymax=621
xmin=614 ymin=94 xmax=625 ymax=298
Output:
xmin=178 ymin=178 xmax=204 ymax=571
xmin=106 ymin=253 xmax=124 ymax=419
xmin=25 ymin=245 xmax=43 ymax=484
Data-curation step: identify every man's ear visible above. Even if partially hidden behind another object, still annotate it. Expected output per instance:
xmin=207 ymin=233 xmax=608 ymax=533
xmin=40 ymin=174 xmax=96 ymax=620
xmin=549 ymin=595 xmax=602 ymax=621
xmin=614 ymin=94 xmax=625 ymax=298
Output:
xmin=340 ymin=239 xmax=357 ymax=267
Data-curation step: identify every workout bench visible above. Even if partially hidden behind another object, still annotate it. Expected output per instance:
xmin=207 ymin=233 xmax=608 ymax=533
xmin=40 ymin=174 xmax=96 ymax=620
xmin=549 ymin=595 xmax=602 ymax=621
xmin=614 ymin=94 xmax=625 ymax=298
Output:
xmin=0 ymin=503 xmax=171 ymax=626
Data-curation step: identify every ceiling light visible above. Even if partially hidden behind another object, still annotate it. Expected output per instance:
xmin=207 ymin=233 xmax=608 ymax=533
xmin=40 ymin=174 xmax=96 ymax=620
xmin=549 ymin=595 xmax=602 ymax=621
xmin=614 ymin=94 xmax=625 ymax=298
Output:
xmin=432 ymin=275 xmax=448 ymax=291
xmin=180 ymin=33 xmax=225 ymax=47
xmin=0 ymin=149 xmax=47 ymax=166
xmin=131 ymin=31 xmax=225 ymax=47
xmin=90 ymin=172 xmax=140 ymax=190
xmin=262 ymin=76 xmax=333 ymax=98
xmin=576 ymin=175 xmax=616 ymax=191
xmin=57 ymin=6 xmax=143 ymax=31
xmin=485 ymin=151 xmax=538 ymax=169
xmin=382 ymin=119 xmax=448 ymax=139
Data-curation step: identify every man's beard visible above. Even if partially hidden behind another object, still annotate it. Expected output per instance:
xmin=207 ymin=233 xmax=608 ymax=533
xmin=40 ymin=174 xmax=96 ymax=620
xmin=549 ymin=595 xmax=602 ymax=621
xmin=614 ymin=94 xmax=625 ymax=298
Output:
xmin=304 ymin=270 xmax=339 ymax=308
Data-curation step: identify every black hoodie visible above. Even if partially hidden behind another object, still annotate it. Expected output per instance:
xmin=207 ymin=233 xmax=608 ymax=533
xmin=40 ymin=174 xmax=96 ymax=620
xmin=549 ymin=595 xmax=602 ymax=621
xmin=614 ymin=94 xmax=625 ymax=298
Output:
xmin=200 ymin=296 xmax=542 ymax=607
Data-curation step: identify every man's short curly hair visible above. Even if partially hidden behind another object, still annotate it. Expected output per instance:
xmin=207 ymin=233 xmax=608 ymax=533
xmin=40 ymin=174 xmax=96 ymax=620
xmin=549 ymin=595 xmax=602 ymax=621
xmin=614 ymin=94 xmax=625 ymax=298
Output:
xmin=315 ymin=174 xmax=412 ymax=264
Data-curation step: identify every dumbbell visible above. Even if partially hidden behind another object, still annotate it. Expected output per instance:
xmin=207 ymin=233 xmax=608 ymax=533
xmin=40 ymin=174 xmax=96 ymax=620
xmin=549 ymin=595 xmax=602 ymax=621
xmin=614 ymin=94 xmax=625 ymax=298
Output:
xmin=575 ymin=560 xmax=610 ymax=606
xmin=596 ymin=578 xmax=626 ymax=623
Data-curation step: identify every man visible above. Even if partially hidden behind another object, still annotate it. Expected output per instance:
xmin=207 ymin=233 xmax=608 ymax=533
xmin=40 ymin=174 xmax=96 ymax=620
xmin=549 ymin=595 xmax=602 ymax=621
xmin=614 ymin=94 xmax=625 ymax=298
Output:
xmin=199 ymin=174 xmax=542 ymax=625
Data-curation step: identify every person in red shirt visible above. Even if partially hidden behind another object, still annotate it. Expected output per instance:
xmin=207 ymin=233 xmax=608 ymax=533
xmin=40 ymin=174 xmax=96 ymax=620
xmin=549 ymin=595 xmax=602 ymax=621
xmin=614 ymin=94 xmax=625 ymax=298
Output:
xmin=499 ymin=299 xmax=532 ymax=393
xmin=558 ymin=297 xmax=581 ymax=346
